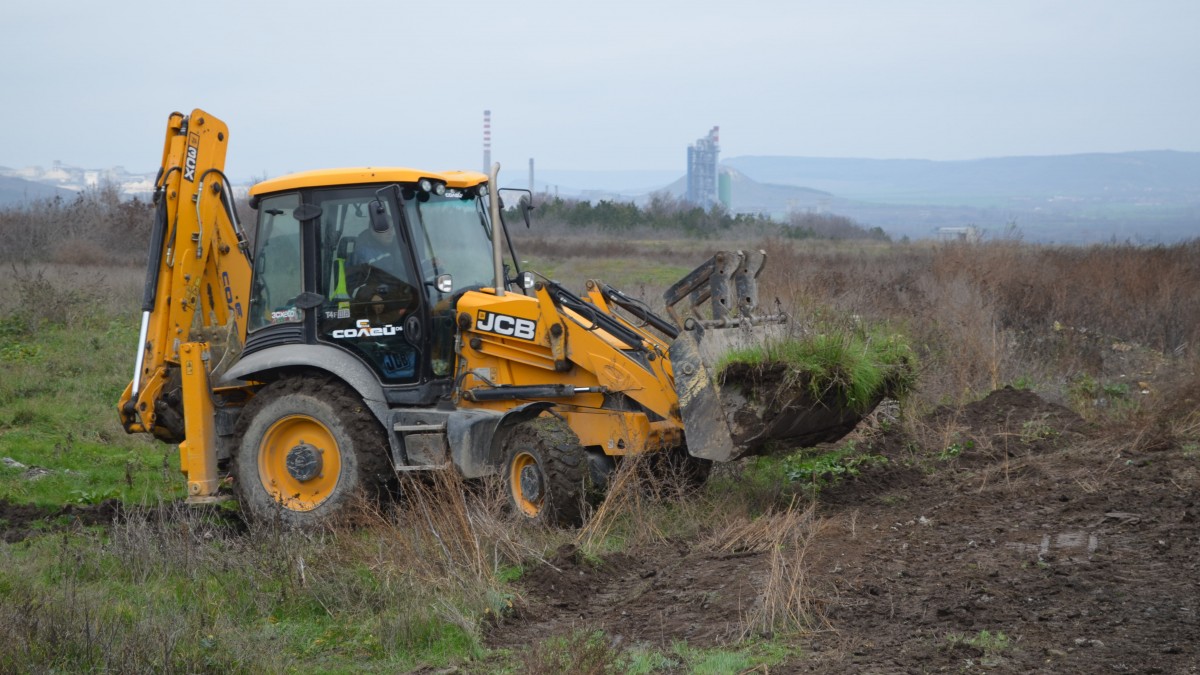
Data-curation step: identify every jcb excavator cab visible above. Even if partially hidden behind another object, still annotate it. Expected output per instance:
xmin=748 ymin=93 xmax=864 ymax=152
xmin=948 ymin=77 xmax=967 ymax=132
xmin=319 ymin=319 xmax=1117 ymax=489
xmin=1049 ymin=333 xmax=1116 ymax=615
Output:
xmin=244 ymin=169 xmax=501 ymax=391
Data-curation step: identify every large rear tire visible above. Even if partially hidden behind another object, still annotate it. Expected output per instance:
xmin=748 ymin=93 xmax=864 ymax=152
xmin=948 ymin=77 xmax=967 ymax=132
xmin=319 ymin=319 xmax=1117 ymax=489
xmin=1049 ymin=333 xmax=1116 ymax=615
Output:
xmin=502 ymin=417 xmax=591 ymax=527
xmin=232 ymin=376 xmax=393 ymax=528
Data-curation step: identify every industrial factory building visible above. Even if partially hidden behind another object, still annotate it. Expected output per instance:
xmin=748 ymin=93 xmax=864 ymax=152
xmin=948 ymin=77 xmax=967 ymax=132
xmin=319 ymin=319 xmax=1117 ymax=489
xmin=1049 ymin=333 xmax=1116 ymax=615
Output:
xmin=686 ymin=126 xmax=731 ymax=209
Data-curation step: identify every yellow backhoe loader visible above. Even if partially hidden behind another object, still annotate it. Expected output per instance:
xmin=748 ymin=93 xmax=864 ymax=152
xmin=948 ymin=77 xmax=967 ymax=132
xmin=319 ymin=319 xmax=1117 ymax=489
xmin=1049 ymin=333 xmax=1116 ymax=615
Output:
xmin=119 ymin=109 xmax=876 ymax=526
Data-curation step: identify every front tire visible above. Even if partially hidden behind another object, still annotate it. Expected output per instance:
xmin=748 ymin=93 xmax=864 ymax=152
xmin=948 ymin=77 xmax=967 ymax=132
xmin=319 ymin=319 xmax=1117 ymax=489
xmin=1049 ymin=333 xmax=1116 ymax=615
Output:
xmin=502 ymin=417 xmax=591 ymax=527
xmin=232 ymin=376 xmax=392 ymax=528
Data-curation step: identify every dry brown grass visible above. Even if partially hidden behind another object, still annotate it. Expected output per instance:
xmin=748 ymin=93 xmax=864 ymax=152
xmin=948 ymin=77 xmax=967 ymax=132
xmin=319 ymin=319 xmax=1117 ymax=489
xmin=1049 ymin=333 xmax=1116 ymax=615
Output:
xmin=577 ymin=452 xmax=713 ymax=552
xmin=0 ymin=186 xmax=153 ymax=265
xmin=700 ymin=500 xmax=834 ymax=639
xmin=0 ymin=262 xmax=144 ymax=324
xmin=750 ymin=239 xmax=1199 ymax=408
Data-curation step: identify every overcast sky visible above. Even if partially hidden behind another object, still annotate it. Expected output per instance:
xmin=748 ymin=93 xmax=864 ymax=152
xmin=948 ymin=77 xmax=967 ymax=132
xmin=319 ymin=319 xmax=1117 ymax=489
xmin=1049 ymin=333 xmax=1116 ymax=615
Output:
xmin=2 ymin=0 xmax=1197 ymax=179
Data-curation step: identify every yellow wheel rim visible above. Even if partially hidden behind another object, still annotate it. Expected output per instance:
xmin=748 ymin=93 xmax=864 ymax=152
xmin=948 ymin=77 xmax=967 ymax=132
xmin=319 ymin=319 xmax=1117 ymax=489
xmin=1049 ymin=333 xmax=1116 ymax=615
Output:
xmin=258 ymin=414 xmax=342 ymax=512
xmin=510 ymin=451 xmax=543 ymax=517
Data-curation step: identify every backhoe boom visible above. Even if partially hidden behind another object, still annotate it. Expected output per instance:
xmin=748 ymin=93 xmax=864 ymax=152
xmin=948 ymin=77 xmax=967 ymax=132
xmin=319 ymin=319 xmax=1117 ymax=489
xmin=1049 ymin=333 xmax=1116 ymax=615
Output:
xmin=118 ymin=109 xmax=252 ymax=497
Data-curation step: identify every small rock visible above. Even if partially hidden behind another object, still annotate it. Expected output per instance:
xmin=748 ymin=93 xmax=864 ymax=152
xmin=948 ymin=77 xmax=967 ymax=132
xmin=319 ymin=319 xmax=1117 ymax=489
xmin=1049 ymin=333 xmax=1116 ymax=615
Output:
xmin=2 ymin=457 xmax=27 ymax=469
xmin=21 ymin=467 xmax=53 ymax=481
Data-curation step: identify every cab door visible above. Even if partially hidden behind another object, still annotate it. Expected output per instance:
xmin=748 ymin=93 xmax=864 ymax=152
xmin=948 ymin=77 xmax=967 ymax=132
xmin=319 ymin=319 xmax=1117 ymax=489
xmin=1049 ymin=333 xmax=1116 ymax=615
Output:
xmin=312 ymin=188 xmax=422 ymax=384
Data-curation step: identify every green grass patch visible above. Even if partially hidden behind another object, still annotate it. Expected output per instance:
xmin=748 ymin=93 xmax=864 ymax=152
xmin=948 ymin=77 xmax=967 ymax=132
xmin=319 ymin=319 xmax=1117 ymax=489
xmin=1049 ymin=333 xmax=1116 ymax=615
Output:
xmin=782 ymin=442 xmax=888 ymax=492
xmin=0 ymin=514 xmax=496 ymax=673
xmin=671 ymin=638 xmax=797 ymax=674
xmin=717 ymin=324 xmax=916 ymax=412
xmin=0 ymin=313 xmax=176 ymax=507
xmin=945 ymin=629 xmax=1012 ymax=667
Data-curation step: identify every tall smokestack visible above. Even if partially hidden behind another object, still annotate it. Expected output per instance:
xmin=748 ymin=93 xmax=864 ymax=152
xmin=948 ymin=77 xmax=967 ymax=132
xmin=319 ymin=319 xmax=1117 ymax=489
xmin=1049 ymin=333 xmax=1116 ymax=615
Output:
xmin=529 ymin=158 xmax=534 ymax=193
xmin=482 ymin=110 xmax=492 ymax=174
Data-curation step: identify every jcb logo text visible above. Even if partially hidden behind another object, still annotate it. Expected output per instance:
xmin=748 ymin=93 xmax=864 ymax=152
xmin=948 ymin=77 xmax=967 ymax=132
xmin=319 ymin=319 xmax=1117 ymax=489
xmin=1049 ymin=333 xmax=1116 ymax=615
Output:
xmin=476 ymin=311 xmax=536 ymax=340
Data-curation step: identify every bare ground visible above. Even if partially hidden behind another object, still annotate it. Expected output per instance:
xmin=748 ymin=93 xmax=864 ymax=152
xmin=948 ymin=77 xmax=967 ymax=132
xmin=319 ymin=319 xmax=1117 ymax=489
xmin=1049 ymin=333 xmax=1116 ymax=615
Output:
xmin=488 ymin=387 xmax=1200 ymax=673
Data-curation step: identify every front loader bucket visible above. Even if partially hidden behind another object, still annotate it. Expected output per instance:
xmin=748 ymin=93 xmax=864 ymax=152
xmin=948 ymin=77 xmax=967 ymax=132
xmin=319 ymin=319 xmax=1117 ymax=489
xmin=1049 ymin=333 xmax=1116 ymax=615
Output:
xmin=671 ymin=325 xmax=883 ymax=462
xmin=650 ymin=250 xmax=886 ymax=463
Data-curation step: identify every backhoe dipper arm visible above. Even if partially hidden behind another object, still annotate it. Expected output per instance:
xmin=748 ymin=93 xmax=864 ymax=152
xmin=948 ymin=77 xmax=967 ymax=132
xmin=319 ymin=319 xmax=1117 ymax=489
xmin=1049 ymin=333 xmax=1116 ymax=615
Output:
xmin=118 ymin=109 xmax=252 ymax=445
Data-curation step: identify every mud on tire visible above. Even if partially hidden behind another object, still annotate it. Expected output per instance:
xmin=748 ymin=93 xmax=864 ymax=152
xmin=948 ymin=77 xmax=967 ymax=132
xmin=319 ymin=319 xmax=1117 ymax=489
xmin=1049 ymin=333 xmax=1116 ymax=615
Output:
xmin=232 ymin=376 xmax=393 ymax=528
xmin=501 ymin=416 xmax=593 ymax=528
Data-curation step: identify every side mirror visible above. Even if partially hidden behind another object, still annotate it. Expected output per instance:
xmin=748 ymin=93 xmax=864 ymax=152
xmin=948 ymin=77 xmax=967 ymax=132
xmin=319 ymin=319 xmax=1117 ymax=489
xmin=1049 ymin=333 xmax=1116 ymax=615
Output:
xmin=520 ymin=271 xmax=535 ymax=290
xmin=369 ymin=199 xmax=391 ymax=233
xmin=435 ymin=274 xmax=453 ymax=294
xmin=518 ymin=195 xmax=533 ymax=228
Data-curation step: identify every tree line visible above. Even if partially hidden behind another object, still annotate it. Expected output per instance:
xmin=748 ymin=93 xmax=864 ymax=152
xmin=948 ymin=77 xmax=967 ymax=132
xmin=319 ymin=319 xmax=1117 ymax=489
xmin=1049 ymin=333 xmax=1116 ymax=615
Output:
xmin=512 ymin=192 xmax=889 ymax=242
xmin=0 ymin=185 xmax=888 ymax=265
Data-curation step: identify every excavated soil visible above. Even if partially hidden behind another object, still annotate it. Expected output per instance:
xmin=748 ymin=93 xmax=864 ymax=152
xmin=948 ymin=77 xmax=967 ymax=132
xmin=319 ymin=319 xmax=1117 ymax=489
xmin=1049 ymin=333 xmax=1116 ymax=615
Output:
xmin=489 ymin=387 xmax=1200 ymax=673
xmin=718 ymin=361 xmax=886 ymax=453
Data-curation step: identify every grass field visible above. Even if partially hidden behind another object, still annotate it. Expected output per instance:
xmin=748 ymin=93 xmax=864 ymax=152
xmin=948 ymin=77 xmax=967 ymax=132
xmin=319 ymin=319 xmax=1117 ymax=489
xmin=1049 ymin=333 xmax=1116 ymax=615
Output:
xmin=1 ymin=235 xmax=1197 ymax=672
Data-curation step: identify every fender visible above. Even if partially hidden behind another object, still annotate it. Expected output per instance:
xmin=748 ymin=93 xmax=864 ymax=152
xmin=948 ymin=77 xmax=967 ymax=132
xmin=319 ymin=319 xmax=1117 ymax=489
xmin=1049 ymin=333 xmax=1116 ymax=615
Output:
xmin=220 ymin=343 xmax=385 ymax=403
xmin=218 ymin=344 xmax=398 ymax=457
xmin=448 ymin=401 xmax=554 ymax=478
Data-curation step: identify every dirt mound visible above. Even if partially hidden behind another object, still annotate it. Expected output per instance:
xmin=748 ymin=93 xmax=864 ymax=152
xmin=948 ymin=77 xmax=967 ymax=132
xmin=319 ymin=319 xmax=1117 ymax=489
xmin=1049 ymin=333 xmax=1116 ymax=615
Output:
xmin=930 ymin=385 xmax=1085 ymax=435
xmin=919 ymin=386 xmax=1088 ymax=462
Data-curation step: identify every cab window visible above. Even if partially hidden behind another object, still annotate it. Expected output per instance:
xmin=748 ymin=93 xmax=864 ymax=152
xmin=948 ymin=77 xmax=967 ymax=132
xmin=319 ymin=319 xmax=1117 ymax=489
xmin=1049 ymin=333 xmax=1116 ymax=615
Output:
xmin=248 ymin=193 xmax=303 ymax=332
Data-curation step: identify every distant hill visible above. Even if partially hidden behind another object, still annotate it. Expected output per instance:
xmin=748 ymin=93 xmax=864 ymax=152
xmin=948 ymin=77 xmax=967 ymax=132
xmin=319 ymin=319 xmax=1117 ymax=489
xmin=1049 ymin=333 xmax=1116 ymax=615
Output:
xmin=722 ymin=151 xmax=1200 ymax=243
xmin=725 ymin=151 xmax=1200 ymax=203
xmin=0 ymin=174 xmax=77 ymax=205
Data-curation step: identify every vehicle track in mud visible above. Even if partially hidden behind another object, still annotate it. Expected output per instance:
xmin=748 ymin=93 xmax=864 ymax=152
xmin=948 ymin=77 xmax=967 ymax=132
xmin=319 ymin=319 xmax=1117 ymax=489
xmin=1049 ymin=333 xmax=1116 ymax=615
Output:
xmin=0 ymin=499 xmax=123 ymax=543
xmin=489 ymin=387 xmax=1200 ymax=673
